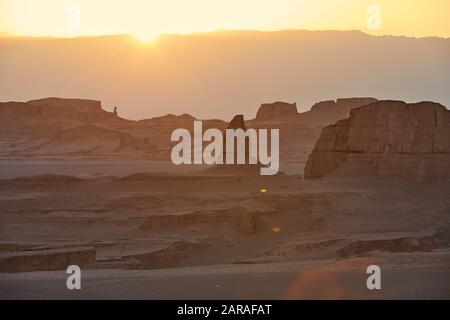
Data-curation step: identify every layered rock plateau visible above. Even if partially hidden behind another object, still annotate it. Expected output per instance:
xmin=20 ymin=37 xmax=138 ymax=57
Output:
xmin=248 ymin=98 xmax=378 ymax=163
xmin=0 ymin=97 xmax=378 ymax=164
xmin=305 ymin=101 xmax=450 ymax=179
xmin=255 ymin=102 xmax=298 ymax=121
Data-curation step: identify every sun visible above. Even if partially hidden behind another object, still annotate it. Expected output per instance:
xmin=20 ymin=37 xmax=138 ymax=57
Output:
xmin=133 ymin=31 xmax=160 ymax=43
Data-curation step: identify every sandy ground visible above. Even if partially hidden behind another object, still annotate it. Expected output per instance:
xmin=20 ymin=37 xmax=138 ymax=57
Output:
xmin=0 ymin=160 xmax=449 ymax=299
xmin=1 ymin=252 xmax=450 ymax=299
xmin=0 ymin=159 xmax=304 ymax=178
xmin=0 ymin=159 xmax=202 ymax=179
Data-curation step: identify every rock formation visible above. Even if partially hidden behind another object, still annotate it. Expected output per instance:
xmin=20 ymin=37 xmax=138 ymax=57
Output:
xmin=139 ymin=113 xmax=197 ymax=127
xmin=0 ymin=98 xmax=205 ymax=159
xmin=252 ymin=98 xmax=377 ymax=125
xmin=255 ymin=102 xmax=297 ymax=121
xmin=305 ymin=100 xmax=450 ymax=179
xmin=201 ymin=114 xmax=262 ymax=175
xmin=0 ymin=97 xmax=120 ymax=123
xmin=301 ymin=98 xmax=378 ymax=127
xmin=4 ymin=96 xmax=447 ymax=171
xmin=248 ymin=98 xmax=377 ymax=164
xmin=27 ymin=97 xmax=103 ymax=112
xmin=227 ymin=114 xmax=246 ymax=130
xmin=224 ymin=114 xmax=252 ymax=164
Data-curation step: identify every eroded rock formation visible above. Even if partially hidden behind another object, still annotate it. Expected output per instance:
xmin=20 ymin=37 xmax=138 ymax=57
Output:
xmin=301 ymin=98 xmax=378 ymax=127
xmin=248 ymin=98 xmax=377 ymax=164
xmin=255 ymin=102 xmax=297 ymax=121
xmin=0 ymin=97 xmax=119 ymax=122
xmin=305 ymin=100 xmax=450 ymax=179
xmin=227 ymin=114 xmax=246 ymax=130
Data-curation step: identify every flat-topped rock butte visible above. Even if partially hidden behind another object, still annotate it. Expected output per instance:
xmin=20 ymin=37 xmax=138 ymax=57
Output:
xmin=305 ymin=100 xmax=450 ymax=179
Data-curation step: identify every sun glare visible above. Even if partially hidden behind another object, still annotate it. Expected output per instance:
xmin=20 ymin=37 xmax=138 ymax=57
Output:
xmin=133 ymin=32 xmax=160 ymax=43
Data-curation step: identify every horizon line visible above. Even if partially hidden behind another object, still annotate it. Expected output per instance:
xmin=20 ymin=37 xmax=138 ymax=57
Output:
xmin=1 ymin=28 xmax=450 ymax=41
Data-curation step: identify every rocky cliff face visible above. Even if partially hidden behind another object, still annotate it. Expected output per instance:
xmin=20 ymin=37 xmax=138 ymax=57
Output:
xmin=0 ymin=97 xmax=117 ymax=122
xmin=227 ymin=114 xmax=246 ymax=130
xmin=202 ymin=114 xmax=263 ymax=175
xmin=0 ymin=98 xmax=137 ymax=157
xmin=303 ymin=98 xmax=378 ymax=127
xmin=27 ymin=97 xmax=103 ymax=112
xmin=255 ymin=102 xmax=297 ymax=121
xmin=305 ymin=100 xmax=450 ymax=179
xmin=248 ymin=98 xmax=377 ymax=164
xmin=0 ymin=97 xmax=226 ymax=160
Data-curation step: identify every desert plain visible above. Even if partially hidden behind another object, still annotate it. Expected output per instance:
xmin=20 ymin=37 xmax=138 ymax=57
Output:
xmin=0 ymin=97 xmax=449 ymax=299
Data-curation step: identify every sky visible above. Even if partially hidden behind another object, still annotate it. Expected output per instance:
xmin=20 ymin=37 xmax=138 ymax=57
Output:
xmin=1 ymin=0 xmax=450 ymax=40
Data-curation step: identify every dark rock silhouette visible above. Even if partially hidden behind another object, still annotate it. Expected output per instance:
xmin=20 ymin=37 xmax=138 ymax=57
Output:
xmin=255 ymin=102 xmax=297 ymax=121
xmin=224 ymin=114 xmax=250 ymax=165
xmin=227 ymin=114 xmax=246 ymax=130
xmin=201 ymin=114 xmax=262 ymax=176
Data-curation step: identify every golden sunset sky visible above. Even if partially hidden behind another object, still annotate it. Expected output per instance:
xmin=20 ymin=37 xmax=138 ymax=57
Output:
xmin=1 ymin=0 xmax=449 ymax=40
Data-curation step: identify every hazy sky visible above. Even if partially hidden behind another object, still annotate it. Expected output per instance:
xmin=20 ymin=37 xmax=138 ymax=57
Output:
xmin=1 ymin=0 xmax=450 ymax=40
